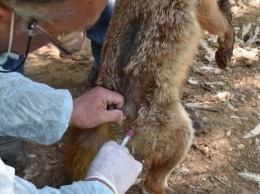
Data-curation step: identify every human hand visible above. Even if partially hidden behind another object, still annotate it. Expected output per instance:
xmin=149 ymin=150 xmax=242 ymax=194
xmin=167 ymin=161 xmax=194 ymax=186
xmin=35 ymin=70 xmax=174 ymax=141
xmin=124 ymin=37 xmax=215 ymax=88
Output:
xmin=86 ymin=141 xmax=143 ymax=194
xmin=69 ymin=86 xmax=126 ymax=129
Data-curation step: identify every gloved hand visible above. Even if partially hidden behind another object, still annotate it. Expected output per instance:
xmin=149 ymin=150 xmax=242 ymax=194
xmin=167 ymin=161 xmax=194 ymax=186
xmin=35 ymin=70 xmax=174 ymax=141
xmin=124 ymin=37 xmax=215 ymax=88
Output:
xmin=86 ymin=141 xmax=142 ymax=194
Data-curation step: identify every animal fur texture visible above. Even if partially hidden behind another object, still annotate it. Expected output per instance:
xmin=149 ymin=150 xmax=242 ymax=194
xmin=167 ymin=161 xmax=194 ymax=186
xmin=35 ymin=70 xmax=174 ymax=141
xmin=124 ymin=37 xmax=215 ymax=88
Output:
xmin=65 ymin=0 xmax=234 ymax=193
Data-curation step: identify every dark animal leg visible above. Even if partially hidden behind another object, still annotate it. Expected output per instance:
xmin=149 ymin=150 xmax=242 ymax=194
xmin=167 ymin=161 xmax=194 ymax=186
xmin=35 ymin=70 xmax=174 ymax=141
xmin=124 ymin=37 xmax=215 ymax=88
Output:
xmin=197 ymin=0 xmax=235 ymax=68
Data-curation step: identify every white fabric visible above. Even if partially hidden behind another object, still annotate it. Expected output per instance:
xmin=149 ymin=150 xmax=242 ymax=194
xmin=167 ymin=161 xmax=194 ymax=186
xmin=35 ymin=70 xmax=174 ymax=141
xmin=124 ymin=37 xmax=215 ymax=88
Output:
xmin=0 ymin=71 xmax=73 ymax=145
xmin=0 ymin=159 xmax=113 ymax=194
xmin=86 ymin=141 xmax=143 ymax=194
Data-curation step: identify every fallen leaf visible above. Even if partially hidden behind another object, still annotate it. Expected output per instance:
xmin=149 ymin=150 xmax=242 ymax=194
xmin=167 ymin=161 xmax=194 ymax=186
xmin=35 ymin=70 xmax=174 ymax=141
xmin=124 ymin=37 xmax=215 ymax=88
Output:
xmin=243 ymin=123 xmax=260 ymax=138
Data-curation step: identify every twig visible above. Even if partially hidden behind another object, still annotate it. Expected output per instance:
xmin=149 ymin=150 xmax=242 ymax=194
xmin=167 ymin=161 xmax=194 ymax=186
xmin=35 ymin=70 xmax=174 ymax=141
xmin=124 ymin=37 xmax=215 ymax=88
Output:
xmin=185 ymin=103 xmax=221 ymax=112
xmin=194 ymin=106 xmax=221 ymax=112
xmin=215 ymin=176 xmax=232 ymax=188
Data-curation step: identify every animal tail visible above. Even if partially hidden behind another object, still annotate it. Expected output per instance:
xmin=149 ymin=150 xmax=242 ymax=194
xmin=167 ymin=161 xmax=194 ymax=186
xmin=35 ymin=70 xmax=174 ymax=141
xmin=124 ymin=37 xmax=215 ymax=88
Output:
xmin=65 ymin=123 xmax=115 ymax=181
xmin=217 ymin=0 xmax=233 ymax=22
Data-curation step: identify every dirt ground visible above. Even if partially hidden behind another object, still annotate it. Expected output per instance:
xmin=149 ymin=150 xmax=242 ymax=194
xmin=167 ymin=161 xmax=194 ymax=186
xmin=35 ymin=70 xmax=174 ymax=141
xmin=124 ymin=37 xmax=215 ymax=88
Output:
xmin=15 ymin=1 xmax=260 ymax=193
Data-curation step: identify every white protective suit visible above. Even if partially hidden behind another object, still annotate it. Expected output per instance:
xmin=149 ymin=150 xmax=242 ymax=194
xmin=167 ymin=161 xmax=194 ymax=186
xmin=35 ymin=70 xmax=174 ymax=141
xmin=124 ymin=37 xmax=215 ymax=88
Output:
xmin=0 ymin=71 xmax=72 ymax=145
xmin=0 ymin=71 xmax=113 ymax=194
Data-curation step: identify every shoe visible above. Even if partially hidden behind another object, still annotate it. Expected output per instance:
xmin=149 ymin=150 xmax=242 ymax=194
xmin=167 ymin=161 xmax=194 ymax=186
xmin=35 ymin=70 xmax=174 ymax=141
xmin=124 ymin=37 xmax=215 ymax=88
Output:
xmin=58 ymin=30 xmax=86 ymax=60
xmin=0 ymin=136 xmax=28 ymax=168
xmin=88 ymin=66 xmax=99 ymax=87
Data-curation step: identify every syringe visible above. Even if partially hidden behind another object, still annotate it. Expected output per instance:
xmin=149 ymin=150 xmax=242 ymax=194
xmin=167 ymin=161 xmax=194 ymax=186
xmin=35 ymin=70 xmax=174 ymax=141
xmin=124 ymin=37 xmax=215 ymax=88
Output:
xmin=120 ymin=127 xmax=135 ymax=147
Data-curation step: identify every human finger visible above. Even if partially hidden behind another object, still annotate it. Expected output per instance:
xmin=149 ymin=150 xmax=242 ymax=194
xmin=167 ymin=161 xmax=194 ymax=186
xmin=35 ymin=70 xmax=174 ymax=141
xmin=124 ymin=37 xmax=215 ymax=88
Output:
xmin=99 ymin=109 xmax=126 ymax=124
xmin=103 ymin=90 xmax=125 ymax=109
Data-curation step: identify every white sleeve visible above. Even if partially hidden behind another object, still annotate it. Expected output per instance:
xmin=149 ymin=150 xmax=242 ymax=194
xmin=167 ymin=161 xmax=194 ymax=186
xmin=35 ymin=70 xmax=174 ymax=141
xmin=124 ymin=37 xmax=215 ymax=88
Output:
xmin=0 ymin=72 xmax=73 ymax=145
xmin=0 ymin=159 xmax=114 ymax=194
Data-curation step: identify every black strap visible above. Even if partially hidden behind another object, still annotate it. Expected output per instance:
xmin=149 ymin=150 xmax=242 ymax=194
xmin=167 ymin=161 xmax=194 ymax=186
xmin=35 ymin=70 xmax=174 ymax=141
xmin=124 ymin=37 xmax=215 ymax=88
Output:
xmin=0 ymin=20 xmax=36 ymax=73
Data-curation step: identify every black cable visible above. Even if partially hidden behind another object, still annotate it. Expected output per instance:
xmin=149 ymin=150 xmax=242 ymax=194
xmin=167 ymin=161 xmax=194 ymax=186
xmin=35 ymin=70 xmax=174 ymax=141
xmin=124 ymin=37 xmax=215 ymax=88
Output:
xmin=0 ymin=20 xmax=36 ymax=73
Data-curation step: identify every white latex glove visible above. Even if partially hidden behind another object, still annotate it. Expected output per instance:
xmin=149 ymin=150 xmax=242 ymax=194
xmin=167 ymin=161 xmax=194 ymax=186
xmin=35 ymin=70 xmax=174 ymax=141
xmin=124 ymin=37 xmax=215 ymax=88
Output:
xmin=86 ymin=141 xmax=142 ymax=194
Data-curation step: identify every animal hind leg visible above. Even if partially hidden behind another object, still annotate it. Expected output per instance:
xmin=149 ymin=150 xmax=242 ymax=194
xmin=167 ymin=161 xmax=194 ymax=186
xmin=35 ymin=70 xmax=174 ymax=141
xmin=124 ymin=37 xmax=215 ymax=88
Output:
xmin=144 ymin=114 xmax=194 ymax=193
xmin=144 ymin=143 xmax=191 ymax=194
xmin=144 ymin=160 xmax=176 ymax=194
xmin=196 ymin=0 xmax=235 ymax=69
